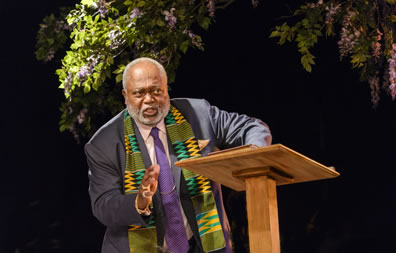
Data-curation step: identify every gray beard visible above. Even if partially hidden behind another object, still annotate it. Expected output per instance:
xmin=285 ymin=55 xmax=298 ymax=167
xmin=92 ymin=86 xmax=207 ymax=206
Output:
xmin=126 ymin=99 xmax=170 ymax=127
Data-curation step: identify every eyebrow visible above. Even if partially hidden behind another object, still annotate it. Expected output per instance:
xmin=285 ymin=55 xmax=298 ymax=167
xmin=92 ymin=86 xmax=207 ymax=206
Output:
xmin=135 ymin=84 xmax=161 ymax=89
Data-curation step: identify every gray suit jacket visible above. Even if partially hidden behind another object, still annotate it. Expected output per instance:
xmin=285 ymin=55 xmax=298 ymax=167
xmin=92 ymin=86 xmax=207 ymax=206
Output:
xmin=85 ymin=98 xmax=272 ymax=253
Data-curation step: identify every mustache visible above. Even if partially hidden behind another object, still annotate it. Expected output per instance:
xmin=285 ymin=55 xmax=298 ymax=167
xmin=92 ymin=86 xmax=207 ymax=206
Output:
xmin=142 ymin=103 xmax=160 ymax=110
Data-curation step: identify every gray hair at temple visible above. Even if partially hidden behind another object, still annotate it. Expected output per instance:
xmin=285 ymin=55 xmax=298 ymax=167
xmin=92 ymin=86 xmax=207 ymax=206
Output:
xmin=122 ymin=57 xmax=168 ymax=90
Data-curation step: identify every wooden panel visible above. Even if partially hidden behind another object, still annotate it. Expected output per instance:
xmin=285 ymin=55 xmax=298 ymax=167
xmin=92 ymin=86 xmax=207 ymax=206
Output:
xmin=246 ymin=176 xmax=280 ymax=253
xmin=175 ymin=144 xmax=339 ymax=191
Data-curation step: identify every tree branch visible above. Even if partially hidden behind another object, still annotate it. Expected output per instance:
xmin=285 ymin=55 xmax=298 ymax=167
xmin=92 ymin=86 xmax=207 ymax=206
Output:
xmin=215 ymin=0 xmax=235 ymax=10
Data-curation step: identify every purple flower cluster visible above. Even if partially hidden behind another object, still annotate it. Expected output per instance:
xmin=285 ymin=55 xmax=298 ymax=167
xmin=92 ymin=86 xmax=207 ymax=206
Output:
xmin=388 ymin=44 xmax=396 ymax=100
xmin=55 ymin=20 xmax=71 ymax=33
xmin=371 ymin=29 xmax=382 ymax=61
xmin=163 ymin=8 xmax=177 ymax=29
xmin=309 ymin=0 xmax=324 ymax=8
xmin=108 ymin=27 xmax=126 ymax=50
xmin=45 ymin=49 xmax=55 ymax=62
xmin=183 ymin=29 xmax=203 ymax=50
xmin=390 ymin=83 xmax=396 ymax=100
xmin=99 ymin=6 xmax=108 ymax=18
xmin=78 ymin=55 xmax=100 ymax=84
xmin=338 ymin=11 xmax=360 ymax=59
xmin=64 ymin=73 xmax=73 ymax=97
xmin=130 ymin=7 xmax=142 ymax=20
xmin=92 ymin=0 xmax=108 ymax=18
xmin=68 ymin=124 xmax=80 ymax=143
xmin=208 ymin=0 xmax=215 ymax=17
xmin=159 ymin=54 xmax=169 ymax=64
xmin=39 ymin=23 xmax=48 ymax=33
xmin=368 ymin=72 xmax=380 ymax=106
xmin=77 ymin=108 xmax=88 ymax=124
xmin=78 ymin=66 xmax=89 ymax=82
xmin=325 ymin=3 xmax=341 ymax=24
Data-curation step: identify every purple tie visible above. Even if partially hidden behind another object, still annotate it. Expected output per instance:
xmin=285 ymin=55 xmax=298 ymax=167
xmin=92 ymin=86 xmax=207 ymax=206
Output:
xmin=150 ymin=127 xmax=189 ymax=253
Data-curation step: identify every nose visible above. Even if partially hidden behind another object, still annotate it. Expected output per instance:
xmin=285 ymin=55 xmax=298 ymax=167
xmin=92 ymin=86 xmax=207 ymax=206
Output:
xmin=143 ymin=92 xmax=154 ymax=103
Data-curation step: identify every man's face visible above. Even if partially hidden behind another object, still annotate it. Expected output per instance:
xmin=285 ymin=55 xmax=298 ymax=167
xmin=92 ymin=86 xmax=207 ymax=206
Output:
xmin=122 ymin=62 xmax=170 ymax=126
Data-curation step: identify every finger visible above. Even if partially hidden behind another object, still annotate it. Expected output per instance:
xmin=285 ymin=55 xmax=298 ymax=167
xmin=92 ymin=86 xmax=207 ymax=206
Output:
xmin=142 ymin=191 xmax=154 ymax=198
xmin=152 ymin=164 xmax=160 ymax=178
xmin=146 ymin=165 xmax=156 ymax=172
xmin=141 ymin=168 xmax=155 ymax=185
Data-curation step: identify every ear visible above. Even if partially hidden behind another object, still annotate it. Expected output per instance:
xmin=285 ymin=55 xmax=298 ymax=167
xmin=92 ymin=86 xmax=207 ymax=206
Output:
xmin=122 ymin=89 xmax=127 ymax=105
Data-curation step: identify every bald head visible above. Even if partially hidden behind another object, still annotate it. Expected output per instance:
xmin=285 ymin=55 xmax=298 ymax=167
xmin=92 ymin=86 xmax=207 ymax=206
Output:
xmin=122 ymin=57 xmax=167 ymax=90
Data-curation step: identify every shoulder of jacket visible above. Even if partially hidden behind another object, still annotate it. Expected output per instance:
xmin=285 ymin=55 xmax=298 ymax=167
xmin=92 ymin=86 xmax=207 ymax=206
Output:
xmin=86 ymin=109 xmax=125 ymax=146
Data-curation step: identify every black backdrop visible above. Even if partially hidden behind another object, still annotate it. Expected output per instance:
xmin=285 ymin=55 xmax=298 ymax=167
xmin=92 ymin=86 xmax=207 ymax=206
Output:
xmin=2 ymin=1 xmax=396 ymax=252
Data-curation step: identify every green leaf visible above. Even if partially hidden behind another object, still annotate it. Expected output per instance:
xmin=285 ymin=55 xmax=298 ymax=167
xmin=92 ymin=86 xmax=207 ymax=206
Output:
xmin=156 ymin=18 xmax=165 ymax=27
xmin=137 ymin=1 xmax=145 ymax=7
xmin=392 ymin=15 xmax=396 ymax=23
xmin=84 ymin=83 xmax=91 ymax=93
xmin=180 ymin=40 xmax=189 ymax=54
xmin=269 ymin=30 xmax=280 ymax=38
xmin=113 ymin=68 xmax=124 ymax=74
xmin=197 ymin=16 xmax=210 ymax=30
xmin=81 ymin=0 xmax=95 ymax=6
xmin=386 ymin=0 xmax=396 ymax=4
xmin=59 ymin=124 xmax=68 ymax=132
xmin=116 ymin=73 xmax=123 ymax=83
xmin=301 ymin=53 xmax=315 ymax=72
xmin=94 ymin=14 xmax=100 ymax=23
xmin=107 ymin=56 xmax=114 ymax=64
xmin=123 ymin=0 xmax=133 ymax=5
xmin=198 ymin=5 xmax=206 ymax=15
xmin=47 ymin=38 xmax=55 ymax=45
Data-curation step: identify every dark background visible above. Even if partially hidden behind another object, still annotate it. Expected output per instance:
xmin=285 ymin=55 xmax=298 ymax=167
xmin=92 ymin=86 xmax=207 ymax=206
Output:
xmin=2 ymin=0 xmax=396 ymax=252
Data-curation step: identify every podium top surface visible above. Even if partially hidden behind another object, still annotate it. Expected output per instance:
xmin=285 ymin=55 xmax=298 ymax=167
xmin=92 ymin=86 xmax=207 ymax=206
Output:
xmin=175 ymin=144 xmax=340 ymax=191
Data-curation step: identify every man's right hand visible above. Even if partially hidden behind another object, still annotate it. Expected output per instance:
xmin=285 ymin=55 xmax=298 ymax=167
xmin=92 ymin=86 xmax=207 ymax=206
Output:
xmin=136 ymin=164 xmax=160 ymax=210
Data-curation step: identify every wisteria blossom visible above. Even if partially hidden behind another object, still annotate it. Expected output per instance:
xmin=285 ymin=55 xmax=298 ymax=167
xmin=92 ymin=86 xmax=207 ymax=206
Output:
xmin=368 ymin=73 xmax=380 ymax=106
xmin=163 ymin=8 xmax=177 ymax=29
xmin=183 ymin=29 xmax=203 ymax=50
xmin=159 ymin=54 xmax=169 ymax=64
xmin=208 ymin=0 xmax=215 ymax=17
xmin=78 ymin=66 xmax=89 ymax=82
xmin=108 ymin=27 xmax=126 ymax=50
xmin=309 ymin=0 xmax=324 ymax=8
xmin=92 ymin=0 xmax=108 ymax=18
xmin=77 ymin=55 xmax=101 ymax=84
xmin=64 ymin=73 xmax=73 ymax=97
xmin=130 ymin=7 xmax=142 ymax=20
xmin=388 ymin=44 xmax=396 ymax=99
xmin=338 ymin=11 xmax=360 ymax=59
xmin=45 ymin=49 xmax=55 ymax=62
xmin=325 ymin=3 xmax=341 ymax=24
xmin=371 ymin=29 xmax=382 ymax=60
xmin=77 ymin=108 xmax=89 ymax=124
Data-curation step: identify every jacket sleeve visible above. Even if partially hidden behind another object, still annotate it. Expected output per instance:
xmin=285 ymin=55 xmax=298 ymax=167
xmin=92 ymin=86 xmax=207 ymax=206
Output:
xmin=206 ymin=100 xmax=272 ymax=149
xmin=85 ymin=142 xmax=150 ymax=227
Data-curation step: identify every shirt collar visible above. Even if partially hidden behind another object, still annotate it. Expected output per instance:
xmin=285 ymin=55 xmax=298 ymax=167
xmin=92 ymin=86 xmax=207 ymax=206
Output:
xmin=134 ymin=118 xmax=166 ymax=143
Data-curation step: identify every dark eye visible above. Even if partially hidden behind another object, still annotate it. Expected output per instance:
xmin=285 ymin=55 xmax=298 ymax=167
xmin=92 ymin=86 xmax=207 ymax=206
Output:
xmin=134 ymin=90 xmax=144 ymax=97
xmin=153 ymin=88 xmax=162 ymax=95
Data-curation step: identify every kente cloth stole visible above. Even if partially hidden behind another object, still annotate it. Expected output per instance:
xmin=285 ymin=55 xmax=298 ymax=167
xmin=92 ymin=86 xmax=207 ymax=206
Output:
xmin=123 ymin=105 xmax=226 ymax=253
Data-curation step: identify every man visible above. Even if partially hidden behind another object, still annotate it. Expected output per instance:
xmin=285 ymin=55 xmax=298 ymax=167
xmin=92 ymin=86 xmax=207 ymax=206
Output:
xmin=85 ymin=57 xmax=272 ymax=253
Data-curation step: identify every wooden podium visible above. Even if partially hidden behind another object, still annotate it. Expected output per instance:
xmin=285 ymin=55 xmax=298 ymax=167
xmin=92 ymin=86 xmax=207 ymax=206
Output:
xmin=175 ymin=144 xmax=339 ymax=253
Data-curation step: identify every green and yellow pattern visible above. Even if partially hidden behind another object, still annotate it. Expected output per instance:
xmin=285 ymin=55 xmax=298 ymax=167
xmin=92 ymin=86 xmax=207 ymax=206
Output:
xmin=124 ymin=105 xmax=225 ymax=253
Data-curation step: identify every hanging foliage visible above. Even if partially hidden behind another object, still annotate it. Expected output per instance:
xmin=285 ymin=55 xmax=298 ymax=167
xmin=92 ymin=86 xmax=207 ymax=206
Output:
xmin=270 ymin=0 xmax=396 ymax=106
xmin=35 ymin=0 xmax=241 ymax=142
